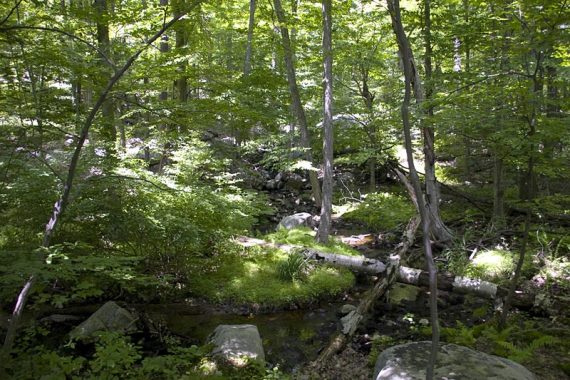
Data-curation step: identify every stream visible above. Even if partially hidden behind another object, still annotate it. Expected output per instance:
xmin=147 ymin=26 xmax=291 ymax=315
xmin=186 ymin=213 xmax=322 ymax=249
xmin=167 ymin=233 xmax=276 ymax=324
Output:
xmin=145 ymin=302 xmax=345 ymax=372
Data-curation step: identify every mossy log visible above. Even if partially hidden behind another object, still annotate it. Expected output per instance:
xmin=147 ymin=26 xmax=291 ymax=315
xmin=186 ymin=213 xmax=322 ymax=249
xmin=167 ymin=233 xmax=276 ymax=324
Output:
xmin=236 ymin=235 xmax=511 ymax=302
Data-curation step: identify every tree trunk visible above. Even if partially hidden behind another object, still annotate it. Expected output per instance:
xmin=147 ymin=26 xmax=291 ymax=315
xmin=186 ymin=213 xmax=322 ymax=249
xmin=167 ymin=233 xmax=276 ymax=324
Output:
xmin=243 ymin=0 xmax=256 ymax=76
xmin=388 ymin=0 xmax=440 ymax=377
xmin=273 ymin=0 xmax=322 ymax=206
xmin=316 ymin=0 xmax=333 ymax=243
xmin=500 ymin=211 xmax=531 ymax=329
xmin=422 ymin=0 xmax=453 ymax=244
xmin=175 ymin=0 xmax=188 ymax=102
xmin=369 ymin=156 xmax=376 ymax=192
xmin=157 ymin=0 xmax=170 ymax=174
xmin=492 ymin=154 xmax=505 ymax=227
xmin=94 ymin=0 xmax=116 ymax=146
xmin=519 ymin=68 xmax=541 ymax=201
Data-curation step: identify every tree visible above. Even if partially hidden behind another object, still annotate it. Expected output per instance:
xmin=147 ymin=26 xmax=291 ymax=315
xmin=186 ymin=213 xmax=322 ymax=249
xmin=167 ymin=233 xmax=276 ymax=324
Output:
xmin=316 ymin=0 xmax=333 ymax=243
xmin=273 ymin=0 xmax=322 ymax=207
xmin=421 ymin=0 xmax=453 ymax=243
xmin=244 ymin=0 xmax=256 ymax=76
xmin=387 ymin=0 xmax=440 ymax=378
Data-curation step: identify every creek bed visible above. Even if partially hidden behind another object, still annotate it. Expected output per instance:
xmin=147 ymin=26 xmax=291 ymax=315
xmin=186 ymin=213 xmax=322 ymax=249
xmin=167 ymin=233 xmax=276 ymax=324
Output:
xmin=146 ymin=303 xmax=345 ymax=371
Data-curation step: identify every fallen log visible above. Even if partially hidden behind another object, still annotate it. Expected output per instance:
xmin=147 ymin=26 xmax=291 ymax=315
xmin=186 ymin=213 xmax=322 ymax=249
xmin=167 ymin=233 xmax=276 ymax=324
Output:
xmin=235 ymin=236 xmax=387 ymax=274
xmin=236 ymin=236 xmax=511 ymax=302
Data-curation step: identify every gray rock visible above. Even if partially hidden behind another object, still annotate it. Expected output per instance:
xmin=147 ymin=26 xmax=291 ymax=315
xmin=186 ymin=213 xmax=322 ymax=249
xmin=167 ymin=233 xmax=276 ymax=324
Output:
xmin=70 ymin=301 xmax=137 ymax=340
xmin=373 ymin=341 xmax=537 ymax=380
xmin=277 ymin=212 xmax=314 ymax=230
xmin=210 ymin=324 xmax=265 ymax=366
xmin=387 ymin=283 xmax=421 ymax=305
xmin=339 ymin=304 xmax=357 ymax=315
xmin=284 ymin=173 xmax=306 ymax=191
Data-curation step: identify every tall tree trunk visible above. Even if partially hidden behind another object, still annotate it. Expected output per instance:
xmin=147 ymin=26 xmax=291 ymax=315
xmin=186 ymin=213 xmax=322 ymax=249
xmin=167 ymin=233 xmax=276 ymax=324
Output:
xmin=175 ymin=0 xmax=188 ymax=102
xmin=1 ymin=10 xmax=193 ymax=356
xmin=492 ymin=154 xmax=505 ymax=227
xmin=243 ymin=0 xmax=256 ymax=76
xmin=273 ymin=0 xmax=321 ymax=206
xmin=94 ymin=0 xmax=116 ymax=146
xmin=157 ymin=0 xmax=170 ymax=173
xmin=316 ymin=0 xmax=333 ymax=243
xmin=519 ymin=65 xmax=541 ymax=201
xmin=388 ymin=0 xmax=440 ymax=378
xmin=422 ymin=0 xmax=453 ymax=243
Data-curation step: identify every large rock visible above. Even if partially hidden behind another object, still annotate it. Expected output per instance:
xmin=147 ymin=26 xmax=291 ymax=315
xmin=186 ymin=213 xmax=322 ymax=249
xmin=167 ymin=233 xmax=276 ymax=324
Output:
xmin=374 ymin=341 xmax=537 ymax=380
xmin=277 ymin=212 xmax=315 ymax=230
xmin=209 ymin=324 xmax=265 ymax=366
xmin=70 ymin=301 xmax=137 ymax=340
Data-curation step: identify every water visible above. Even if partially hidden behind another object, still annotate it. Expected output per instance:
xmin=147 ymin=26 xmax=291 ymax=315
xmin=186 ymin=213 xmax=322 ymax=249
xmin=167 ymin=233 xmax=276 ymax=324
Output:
xmin=147 ymin=304 xmax=342 ymax=371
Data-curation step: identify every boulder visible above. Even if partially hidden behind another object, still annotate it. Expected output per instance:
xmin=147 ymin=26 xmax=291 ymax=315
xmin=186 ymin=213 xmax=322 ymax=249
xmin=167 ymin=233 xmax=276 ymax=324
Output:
xmin=284 ymin=173 xmax=306 ymax=191
xmin=70 ymin=301 xmax=137 ymax=340
xmin=387 ymin=283 xmax=421 ymax=305
xmin=373 ymin=341 xmax=537 ymax=380
xmin=277 ymin=212 xmax=315 ymax=230
xmin=209 ymin=324 xmax=265 ymax=366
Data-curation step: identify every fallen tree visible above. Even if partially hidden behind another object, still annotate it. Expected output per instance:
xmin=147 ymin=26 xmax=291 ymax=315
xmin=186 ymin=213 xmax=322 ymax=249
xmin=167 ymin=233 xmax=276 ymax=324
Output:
xmin=235 ymin=236 xmax=511 ymax=302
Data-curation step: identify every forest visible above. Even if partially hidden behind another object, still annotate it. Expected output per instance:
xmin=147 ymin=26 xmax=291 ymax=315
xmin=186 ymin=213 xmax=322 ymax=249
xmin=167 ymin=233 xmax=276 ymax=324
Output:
xmin=0 ymin=0 xmax=569 ymax=378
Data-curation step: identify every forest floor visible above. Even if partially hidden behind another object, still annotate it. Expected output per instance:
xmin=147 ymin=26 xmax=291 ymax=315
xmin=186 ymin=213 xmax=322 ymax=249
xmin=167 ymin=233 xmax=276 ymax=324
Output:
xmin=293 ymin=215 xmax=570 ymax=380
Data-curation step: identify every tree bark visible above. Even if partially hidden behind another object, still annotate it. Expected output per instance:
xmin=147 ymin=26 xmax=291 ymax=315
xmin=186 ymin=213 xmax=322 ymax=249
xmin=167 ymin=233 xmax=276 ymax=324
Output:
xmin=316 ymin=0 xmax=333 ymax=243
xmin=422 ymin=0 xmax=453 ymax=244
xmin=273 ymin=0 xmax=322 ymax=207
xmin=500 ymin=211 xmax=531 ymax=329
xmin=1 ymin=6 xmax=199 ymax=356
xmin=388 ymin=0 xmax=440 ymax=377
xmin=243 ymin=0 xmax=256 ymax=76
xmin=157 ymin=0 xmax=170 ymax=174
xmin=492 ymin=154 xmax=505 ymax=227
xmin=175 ymin=0 xmax=188 ymax=102
xmin=94 ymin=0 xmax=116 ymax=145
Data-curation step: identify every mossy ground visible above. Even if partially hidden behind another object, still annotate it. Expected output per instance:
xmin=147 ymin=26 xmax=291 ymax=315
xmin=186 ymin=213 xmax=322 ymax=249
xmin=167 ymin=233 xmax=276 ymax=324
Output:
xmin=187 ymin=230 xmax=356 ymax=308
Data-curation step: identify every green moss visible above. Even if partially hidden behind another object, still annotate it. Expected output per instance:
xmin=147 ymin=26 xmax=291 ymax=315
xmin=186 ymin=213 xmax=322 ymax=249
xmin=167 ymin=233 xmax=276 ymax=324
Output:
xmin=265 ymin=227 xmax=361 ymax=256
xmin=342 ymin=192 xmax=415 ymax=231
xmin=187 ymin=242 xmax=354 ymax=307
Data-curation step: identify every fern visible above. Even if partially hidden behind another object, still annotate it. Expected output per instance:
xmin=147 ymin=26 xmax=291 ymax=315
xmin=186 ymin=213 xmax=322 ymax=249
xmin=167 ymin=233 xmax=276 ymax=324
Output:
xmin=441 ymin=321 xmax=476 ymax=347
xmin=497 ymin=335 xmax=560 ymax=363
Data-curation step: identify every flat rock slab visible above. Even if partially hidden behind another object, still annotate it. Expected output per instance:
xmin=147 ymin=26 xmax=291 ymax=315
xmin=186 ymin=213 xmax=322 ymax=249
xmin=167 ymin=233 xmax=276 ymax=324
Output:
xmin=210 ymin=324 xmax=265 ymax=366
xmin=374 ymin=341 xmax=537 ymax=380
xmin=70 ymin=301 xmax=137 ymax=340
